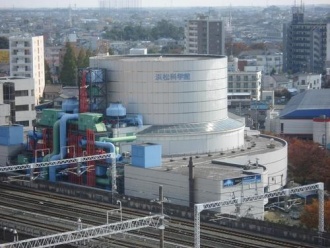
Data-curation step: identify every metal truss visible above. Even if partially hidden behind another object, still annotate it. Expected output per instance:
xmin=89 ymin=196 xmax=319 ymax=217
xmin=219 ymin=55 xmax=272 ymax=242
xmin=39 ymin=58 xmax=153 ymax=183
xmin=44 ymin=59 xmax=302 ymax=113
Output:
xmin=194 ymin=182 xmax=324 ymax=248
xmin=2 ymin=215 xmax=162 ymax=248
xmin=0 ymin=153 xmax=114 ymax=173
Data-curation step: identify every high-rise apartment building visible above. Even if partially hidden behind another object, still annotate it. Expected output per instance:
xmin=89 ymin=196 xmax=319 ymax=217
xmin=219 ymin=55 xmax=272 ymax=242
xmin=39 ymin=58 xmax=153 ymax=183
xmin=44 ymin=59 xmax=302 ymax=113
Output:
xmin=283 ymin=6 xmax=327 ymax=74
xmin=185 ymin=16 xmax=225 ymax=55
xmin=9 ymin=35 xmax=45 ymax=105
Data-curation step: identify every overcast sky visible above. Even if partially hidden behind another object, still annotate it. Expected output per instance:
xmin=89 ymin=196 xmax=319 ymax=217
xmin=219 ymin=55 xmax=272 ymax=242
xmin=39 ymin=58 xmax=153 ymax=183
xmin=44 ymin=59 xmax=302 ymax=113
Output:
xmin=2 ymin=0 xmax=330 ymax=9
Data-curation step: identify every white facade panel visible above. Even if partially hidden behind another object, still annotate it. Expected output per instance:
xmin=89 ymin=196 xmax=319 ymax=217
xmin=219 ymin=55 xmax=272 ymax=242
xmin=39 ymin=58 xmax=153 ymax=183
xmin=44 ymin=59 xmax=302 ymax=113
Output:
xmin=125 ymin=166 xmax=189 ymax=206
xmin=280 ymin=119 xmax=313 ymax=135
xmin=313 ymin=118 xmax=330 ymax=146
xmin=92 ymin=55 xmax=228 ymax=125
xmin=138 ymin=128 xmax=244 ymax=156
xmin=9 ymin=35 xmax=45 ymax=105
xmin=0 ymin=104 xmax=10 ymax=125
xmin=218 ymin=137 xmax=288 ymax=192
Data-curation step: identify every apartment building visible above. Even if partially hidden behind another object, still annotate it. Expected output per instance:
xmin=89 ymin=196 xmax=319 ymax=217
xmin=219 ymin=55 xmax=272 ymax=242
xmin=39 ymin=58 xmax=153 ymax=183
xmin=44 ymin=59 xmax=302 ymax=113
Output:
xmin=228 ymin=71 xmax=262 ymax=100
xmin=239 ymin=50 xmax=283 ymax=74
xmin=0 ymin=77 xmax=36 ymax=130
xmin=293 ymin=73 xmax=322 ymax=93
xmin=9 ymin=35 xmax=45 ymax=105
xmin=283 ymin=6 xmax=327 ymax=74
xmin=185 ymin=16 xmax=225 ymax=55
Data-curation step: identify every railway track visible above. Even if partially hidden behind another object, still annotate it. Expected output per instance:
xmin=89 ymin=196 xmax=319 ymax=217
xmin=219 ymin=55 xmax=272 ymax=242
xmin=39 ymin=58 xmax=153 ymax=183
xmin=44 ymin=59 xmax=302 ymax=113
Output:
xmin=0 ymin=183 xmax=318 ymax=248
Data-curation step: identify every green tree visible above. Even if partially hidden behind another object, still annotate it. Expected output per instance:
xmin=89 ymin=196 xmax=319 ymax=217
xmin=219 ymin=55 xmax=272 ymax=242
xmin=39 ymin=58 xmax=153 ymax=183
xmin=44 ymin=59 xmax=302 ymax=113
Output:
xmin=59 ymin=43 xmax=77 ymax=86
xmin=76 ymin=49 xmax=86 ymax=68
xmin=44 ymin=60 xmax=52 ymax=84
xmin=0 ymin=37 xmax=9 ymax=49
xmin=83 ymin=49 xmax=92 ymax=67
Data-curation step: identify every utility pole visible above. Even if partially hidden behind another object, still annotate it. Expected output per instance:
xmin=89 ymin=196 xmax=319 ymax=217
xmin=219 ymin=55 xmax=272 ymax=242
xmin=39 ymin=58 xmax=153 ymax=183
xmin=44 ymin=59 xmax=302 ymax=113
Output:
xmin=159 ymin=185 xmax=164 ymax=248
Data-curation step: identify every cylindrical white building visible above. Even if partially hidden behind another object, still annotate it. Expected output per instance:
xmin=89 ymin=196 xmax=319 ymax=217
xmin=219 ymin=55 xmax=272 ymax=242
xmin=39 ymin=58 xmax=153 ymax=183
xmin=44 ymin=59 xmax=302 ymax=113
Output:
xmin=90 ymin=55 xmax=245 ymax=155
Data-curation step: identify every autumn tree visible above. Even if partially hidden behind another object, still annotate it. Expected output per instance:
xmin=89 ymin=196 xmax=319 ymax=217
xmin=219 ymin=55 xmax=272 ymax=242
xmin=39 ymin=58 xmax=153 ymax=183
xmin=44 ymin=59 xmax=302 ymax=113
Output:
xmin=59 ymin=43 xmax=77 ymax=86
xmin=287 ymin=138 xmax=330 ymax=185
xmin=225 ymin=42 xmax=249 ymax=57
xmin=300 ymin=199 xmax=330 ymax=232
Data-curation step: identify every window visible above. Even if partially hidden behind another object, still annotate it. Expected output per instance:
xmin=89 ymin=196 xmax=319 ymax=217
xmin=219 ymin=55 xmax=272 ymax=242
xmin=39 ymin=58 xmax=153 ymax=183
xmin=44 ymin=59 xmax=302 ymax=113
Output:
xmin=31 ymin=89 xmax=34 ymax=96
xmin=301 ymin=80 xmax=305 ymax=85
xmin=16 ymin=120 xmax=29 ymax=126
xmin=15 ymin=90 xmax=28 ymax=97
xmin=31 ymin=104 xmax=35 ymax=110
xmin=15 ymin=105 xmax=29 ymax=111
xmin=244 ymin=83 xmax=248 ymax=88
xmin=228 ymin=75 xmax=233 ymax=81
xmin=244 ymin=76 xmax=248 ymax=81
xmin=228 ymin=82 xmax=233 ymax=88
xmin=236 ymin=83 xmax=241 ymax=88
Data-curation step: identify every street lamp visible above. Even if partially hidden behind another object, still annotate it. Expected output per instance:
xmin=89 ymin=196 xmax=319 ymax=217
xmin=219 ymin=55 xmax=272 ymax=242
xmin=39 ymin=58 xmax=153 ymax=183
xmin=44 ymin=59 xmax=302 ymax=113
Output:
xmin=3 ymin=227 xmax=6 ymax=241
xmin=106 ymin=202 xmax=122 ymax=224
xmin=33 ymin=148 xmax=50 ymax=180
xmin=117 ymin=200 xmax=122 ymax=222
xmin=11 ymin=229 xmax=18 ymax=242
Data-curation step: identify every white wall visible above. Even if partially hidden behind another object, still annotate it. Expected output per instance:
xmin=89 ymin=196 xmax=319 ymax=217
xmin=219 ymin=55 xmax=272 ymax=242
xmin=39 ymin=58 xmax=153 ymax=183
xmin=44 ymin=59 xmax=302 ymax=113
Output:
xmin=137 ymin=126 xmax=245 ymax=156
xmin=125 ymin=166 xmax=190 ymax=206
xmin=313 ymin=119 xmax=330 ymax=146
xmin=217 ymin=137 xmax=288 ymax=192
xmin=280 ymin=119 xmax=313 ymax=135
xmin=91 ymin=55 xmax=228 ymax=125
xmin=0 ymin=104 xmax=10 ymax=125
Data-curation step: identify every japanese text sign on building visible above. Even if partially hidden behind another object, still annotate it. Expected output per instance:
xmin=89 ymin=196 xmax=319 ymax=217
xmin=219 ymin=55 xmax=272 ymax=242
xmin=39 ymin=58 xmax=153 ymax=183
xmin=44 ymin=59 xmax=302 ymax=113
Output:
xmin=155 ymin=73 xmax=191 ymax=81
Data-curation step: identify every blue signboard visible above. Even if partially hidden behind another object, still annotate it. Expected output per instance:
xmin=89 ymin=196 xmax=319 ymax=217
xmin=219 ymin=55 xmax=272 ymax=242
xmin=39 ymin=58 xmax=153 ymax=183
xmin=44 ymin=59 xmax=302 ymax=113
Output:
xmin=223 ymin=174 xmax=261 ymax=188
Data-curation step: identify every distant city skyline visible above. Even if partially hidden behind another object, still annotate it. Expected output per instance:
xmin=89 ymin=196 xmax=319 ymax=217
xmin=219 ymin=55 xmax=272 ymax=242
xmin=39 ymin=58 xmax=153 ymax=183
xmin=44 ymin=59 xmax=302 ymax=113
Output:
xmin=1 ymin=0 xmax=330 ymax=9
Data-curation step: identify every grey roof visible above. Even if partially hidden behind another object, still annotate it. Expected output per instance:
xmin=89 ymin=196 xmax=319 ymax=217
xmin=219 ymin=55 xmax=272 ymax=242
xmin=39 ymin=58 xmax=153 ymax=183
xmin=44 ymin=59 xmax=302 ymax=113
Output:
xmin=280 ymin=89 xmax=330 ymax=118
xmin=44 ymin=84 xmax=62 ymax=94
xmin=137 ymin=118 xmax=244 ymax=136
xmin=272 ymin=75 xmax=290 ymax=83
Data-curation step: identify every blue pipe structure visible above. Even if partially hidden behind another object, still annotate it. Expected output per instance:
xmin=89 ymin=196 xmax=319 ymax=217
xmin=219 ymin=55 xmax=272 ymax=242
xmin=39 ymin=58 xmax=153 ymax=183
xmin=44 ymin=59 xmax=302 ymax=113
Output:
xmin=42 ymin=120 xmax=60 ymax=179
xmin=80 ymin=139 xmax=117 ymax=162
xmin=27 ymin=130 xmax=43 ymax=140
xmin=43 ymin=120 xmax=60 ymax=162
xmin=27 ymin=130 xmax=43 ymax=150
xmin=49 ymin=113 xmax=79 ymax=182
xmin=51 ymin=113 xmax=79 ymax=161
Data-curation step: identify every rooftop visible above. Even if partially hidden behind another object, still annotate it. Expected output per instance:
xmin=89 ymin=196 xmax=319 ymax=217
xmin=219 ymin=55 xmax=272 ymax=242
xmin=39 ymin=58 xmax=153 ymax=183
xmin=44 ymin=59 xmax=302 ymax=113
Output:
xmin=92 ymin=54 xmax=226 ymax=62
xmin=147 ymin=133 xmax=285 ymax=181
xmin=138 ymin=118 xmax=244 ymax=136
xmin=280 ymin=89 xmax=330 ymax=119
